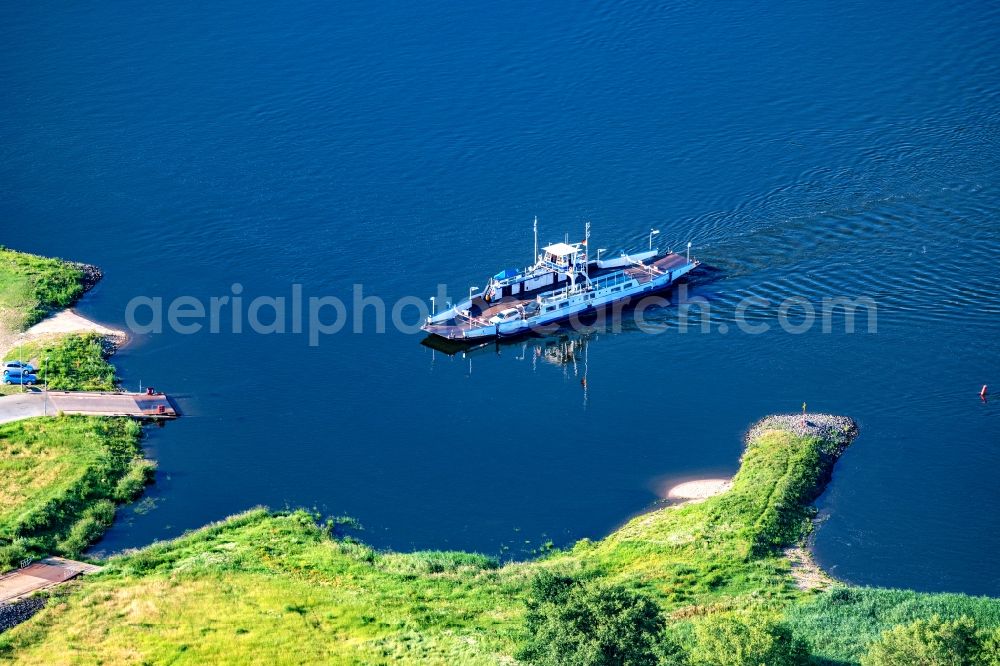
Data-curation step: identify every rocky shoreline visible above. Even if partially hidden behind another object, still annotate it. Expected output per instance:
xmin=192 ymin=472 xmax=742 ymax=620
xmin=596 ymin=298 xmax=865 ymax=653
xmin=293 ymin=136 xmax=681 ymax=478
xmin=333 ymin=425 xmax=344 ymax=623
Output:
xmin=0 ymin=596 xmax=46 ymax=634
xmin=746 ymin=413 xmax=859 ymax=455
xmin=69 ymin=262 xmax=103 ymax=294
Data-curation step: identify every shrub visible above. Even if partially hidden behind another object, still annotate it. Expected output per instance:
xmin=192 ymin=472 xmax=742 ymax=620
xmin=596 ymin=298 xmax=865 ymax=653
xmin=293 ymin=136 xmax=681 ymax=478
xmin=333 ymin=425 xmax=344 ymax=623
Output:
xmin=517 ymin=571 xmax=668 ymax=666
xmin=30 ymin=333 xmax=115 ymax=391
xmin=0 ymin=539 xmax=31 ymax=571
xmin=381 ymin=550 xmax=498 ymax=575
xmin=56 ymin=500 xmax=116 ymax=557
xmin=112 ymin=459 xmax=156 ymax=502
xmin=689 ymin=612 xmax=808 ymax=666
xmin=861 ymin=615 xmax=991 ymax=666
xmin=980 ymin=628 xmax=1000 ymax=666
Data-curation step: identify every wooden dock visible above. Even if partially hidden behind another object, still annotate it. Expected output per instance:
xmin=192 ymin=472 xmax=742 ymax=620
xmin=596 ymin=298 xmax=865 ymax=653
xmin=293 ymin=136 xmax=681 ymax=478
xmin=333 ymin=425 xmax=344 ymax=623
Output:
xmin=0 ymin=558 xmax=103 ymax=604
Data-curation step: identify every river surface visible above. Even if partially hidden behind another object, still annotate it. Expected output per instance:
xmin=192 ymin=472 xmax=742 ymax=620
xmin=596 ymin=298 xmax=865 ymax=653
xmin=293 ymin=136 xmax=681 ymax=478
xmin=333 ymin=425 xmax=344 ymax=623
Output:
xmin=2 ymin=0 xmax=998 ymax=595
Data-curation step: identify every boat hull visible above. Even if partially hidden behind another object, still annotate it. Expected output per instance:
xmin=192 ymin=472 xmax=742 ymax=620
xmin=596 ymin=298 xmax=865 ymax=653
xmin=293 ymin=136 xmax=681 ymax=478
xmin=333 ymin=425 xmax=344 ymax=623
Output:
xmin=422 ymin=254 xmax=699 ymax=341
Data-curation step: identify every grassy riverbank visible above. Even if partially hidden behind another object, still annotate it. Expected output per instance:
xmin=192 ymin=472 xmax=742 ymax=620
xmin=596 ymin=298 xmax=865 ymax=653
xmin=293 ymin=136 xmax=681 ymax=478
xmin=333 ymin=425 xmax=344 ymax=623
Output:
xmin=0 ymin=248 xmax=86 ymax=334
xmin=0 ymin=416 xmax=150 ymax=570
xmin=547 ymin=419 xmax=859 ymax=608
xmin=3 ymin=417 xmax=998 ymax=664
xmin=0 ymin=247 xmax=102 ymax=395
xmin=0 ymin=249 xmax=137 ymax=567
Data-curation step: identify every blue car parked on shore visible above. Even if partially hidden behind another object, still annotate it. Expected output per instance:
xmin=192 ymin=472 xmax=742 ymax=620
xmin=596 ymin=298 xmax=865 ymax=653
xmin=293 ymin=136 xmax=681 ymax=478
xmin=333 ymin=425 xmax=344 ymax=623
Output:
xmin=2 ymin=369 xmax=38 ymax=385
xmin=2 ymin=360 xmax=35 ymax=373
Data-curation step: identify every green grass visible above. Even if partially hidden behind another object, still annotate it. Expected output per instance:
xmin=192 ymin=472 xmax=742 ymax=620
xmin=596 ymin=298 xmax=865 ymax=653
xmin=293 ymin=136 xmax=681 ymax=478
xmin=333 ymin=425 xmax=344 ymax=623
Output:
xmin=3 ymin=421 xmax=996 ymax=664
xmin=0 ymin=247 xmax=84 ymax=333
xmin=0 ymin=509 xmax=524 ymax=664
xmin=3 ymin=332 xmax=115 ymax=391
xmin=0 ymin=416 xmax=149 ymax=569
xmin=786 ymin=586 xmax=1000 ymax=664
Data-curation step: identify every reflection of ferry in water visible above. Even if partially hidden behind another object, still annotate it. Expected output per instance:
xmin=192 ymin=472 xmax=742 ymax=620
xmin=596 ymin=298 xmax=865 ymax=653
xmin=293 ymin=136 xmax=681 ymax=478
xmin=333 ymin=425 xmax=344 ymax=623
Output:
xmin=422 ymin=328 xmax=588 ymax=361
xmin=421 ymin=220 xmax=699 ymax=341
xmin=421 ymin=332 xmax=597 ymax=405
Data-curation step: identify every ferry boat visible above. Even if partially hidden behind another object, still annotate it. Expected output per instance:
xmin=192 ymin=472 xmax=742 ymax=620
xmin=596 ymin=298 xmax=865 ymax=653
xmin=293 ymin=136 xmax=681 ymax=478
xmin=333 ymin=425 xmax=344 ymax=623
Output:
xmin=421 ymin=220 xmax=700 ymax=341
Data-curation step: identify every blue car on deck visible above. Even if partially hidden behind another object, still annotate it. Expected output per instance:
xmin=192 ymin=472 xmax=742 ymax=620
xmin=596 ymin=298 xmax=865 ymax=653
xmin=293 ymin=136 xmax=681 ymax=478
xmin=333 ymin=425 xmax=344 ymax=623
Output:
xmin=2 ymin=369 xmax=38 ymax=385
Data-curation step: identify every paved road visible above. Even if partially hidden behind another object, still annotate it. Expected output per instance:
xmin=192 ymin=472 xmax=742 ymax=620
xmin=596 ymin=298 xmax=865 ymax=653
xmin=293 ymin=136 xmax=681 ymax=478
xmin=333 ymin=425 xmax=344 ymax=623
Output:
xmin=0 ymin=393 xmax=46 ymax=424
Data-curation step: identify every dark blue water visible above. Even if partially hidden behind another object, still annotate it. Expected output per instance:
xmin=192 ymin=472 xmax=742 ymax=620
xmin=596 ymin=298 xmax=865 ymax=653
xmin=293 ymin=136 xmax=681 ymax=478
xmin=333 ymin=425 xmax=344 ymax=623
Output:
xmin=2 ymin=0 xmax=999 ymax=595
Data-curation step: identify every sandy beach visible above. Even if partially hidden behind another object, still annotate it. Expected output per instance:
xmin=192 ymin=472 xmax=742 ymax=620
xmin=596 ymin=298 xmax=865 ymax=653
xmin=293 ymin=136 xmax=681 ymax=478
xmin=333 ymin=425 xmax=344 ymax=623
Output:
xmin=666 ymin=478 xmax=733 ymax=501
xmin=1 ymin=309 xmax=128 ymax=359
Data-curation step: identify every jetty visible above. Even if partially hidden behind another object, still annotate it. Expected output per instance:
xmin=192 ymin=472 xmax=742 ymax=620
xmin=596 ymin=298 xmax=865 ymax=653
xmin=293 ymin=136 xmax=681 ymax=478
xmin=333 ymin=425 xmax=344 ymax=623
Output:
xmin=44 ymin=390 xmax=177 ymax=418
xmin=0 ymin=390 xmax=178 ymax=425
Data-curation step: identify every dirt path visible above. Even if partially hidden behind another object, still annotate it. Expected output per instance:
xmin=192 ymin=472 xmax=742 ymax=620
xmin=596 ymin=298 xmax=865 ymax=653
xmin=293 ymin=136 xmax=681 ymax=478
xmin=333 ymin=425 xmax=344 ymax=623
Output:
xmin=784 ymin=545 xmax=837 ymax=591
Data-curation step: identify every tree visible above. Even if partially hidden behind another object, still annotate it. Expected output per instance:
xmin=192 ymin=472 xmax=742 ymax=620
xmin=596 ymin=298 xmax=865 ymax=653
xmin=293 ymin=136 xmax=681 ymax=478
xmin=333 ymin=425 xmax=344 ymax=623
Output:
xmin=861 ymin=615 xmax=984 ymax=666
xmin=689 ymin=612 xmax=808 ymax=666
xmin=978 ymin=627 xmax=1000 ymax=666
xmin=517 ymin=571 xmax=671 ymax=666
